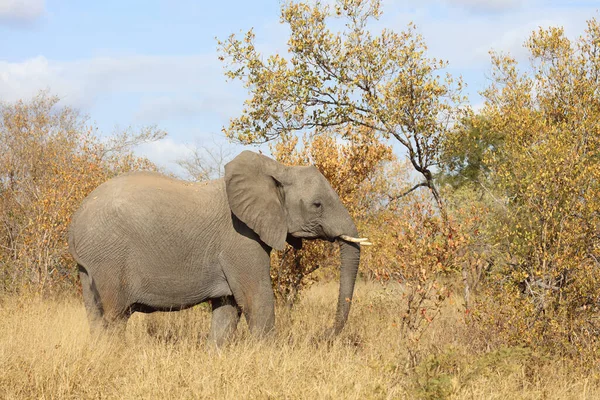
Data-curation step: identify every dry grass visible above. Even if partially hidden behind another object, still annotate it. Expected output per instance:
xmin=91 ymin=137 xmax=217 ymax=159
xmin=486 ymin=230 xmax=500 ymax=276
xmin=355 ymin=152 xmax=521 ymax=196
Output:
xmin=1 ymin=281 xmax=599 ymax=399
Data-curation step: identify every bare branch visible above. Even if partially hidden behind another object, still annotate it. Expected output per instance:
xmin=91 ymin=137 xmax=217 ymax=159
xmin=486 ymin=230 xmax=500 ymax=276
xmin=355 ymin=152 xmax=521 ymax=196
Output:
xmin=387 ymin=181 xmax=429 ymax=202
xmin=176 ymin=140 xmax=234 ymax=182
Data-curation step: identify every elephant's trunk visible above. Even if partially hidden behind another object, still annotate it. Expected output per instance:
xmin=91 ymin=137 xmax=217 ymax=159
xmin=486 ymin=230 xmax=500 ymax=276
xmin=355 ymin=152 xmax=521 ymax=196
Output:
xmin=333 ymin=237 xmax=361 ymax=335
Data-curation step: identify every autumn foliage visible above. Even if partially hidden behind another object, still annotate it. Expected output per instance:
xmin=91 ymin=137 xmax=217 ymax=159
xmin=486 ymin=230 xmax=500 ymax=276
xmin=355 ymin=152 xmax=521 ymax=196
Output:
xmin=447 ymin=20 xmax=600 ymax=357
xmin=217 ymin=0 xmax=469 ymax=212
xmin=0 ymin=92 xmax=162 ymax=292
xmin=220 ymin=0 xmax=600 ymax=363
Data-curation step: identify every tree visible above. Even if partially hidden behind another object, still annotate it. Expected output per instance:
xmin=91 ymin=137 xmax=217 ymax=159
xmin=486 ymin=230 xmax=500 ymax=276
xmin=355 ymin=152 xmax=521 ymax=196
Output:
xmin=463 ymin=18 xmax=600 ymax=355
xmin=438 ymin=115 xmax=504 ymax=190
xmin=0 ymin=91 xmax=164 ymax=292
xmin=217 ymin=0 xmax=468 ymax=215
xmin=176 ymin=141 xmax=233 ymax=182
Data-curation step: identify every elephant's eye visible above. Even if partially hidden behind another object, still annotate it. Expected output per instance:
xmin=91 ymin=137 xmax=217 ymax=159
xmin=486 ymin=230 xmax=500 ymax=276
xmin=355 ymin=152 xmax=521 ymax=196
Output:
xmin=313 ymin=201 xmax=322 ymax=209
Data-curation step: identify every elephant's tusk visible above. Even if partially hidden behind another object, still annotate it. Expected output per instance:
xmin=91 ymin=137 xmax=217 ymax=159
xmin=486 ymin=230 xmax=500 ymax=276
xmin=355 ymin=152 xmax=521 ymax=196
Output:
xmin=339 ymin=235 xmax=373 ymax=246
xmin=339 ymin=235 xmax=369 ymax=242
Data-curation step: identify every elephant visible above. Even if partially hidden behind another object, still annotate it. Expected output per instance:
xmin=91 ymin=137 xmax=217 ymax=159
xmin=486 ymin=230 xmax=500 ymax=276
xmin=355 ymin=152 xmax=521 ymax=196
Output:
xmin=68 ymin=150 xmax=370 ymax=345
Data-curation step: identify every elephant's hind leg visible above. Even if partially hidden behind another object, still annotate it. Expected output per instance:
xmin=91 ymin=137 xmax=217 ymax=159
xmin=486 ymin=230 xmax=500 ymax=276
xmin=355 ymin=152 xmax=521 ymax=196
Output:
xmin=78 ymin=264 xmax=105 ymax=334
xmin=208 ymin=296 xmax=241 ymax=347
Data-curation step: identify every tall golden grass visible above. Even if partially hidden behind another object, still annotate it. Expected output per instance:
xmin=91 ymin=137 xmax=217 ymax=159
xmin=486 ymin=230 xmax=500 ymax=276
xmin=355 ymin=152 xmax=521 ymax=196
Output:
xmin=1 ymin=282 xmax=598 ymax=399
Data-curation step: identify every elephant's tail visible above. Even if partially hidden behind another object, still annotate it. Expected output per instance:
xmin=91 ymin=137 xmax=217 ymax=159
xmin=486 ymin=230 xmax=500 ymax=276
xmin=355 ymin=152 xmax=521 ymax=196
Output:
xmin=78 ymin=264 xmax=104 ymax=317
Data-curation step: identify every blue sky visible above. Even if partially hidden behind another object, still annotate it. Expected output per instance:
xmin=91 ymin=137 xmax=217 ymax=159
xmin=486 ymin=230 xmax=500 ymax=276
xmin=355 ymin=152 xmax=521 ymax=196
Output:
xmin=1 ymin=0 xmax=598 ymax=175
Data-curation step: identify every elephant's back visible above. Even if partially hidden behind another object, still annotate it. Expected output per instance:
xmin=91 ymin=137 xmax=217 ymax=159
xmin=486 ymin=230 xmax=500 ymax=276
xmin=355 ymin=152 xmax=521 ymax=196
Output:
xmin=70 ymin=172 xmax=186 ymax=232
xmin=68 ymin=172 xmax=228 ymax=266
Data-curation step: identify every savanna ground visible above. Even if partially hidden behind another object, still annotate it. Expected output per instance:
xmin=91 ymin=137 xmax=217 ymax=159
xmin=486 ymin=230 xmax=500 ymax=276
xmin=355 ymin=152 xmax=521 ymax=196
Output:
xmin=1 ymin=281 xmax=598 ymax=400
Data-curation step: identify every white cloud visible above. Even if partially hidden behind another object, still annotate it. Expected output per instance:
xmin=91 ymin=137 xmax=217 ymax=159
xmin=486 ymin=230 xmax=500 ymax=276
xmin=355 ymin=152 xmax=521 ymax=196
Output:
xmin=444 ymin=0 xmax=525 ymax=13
xmin=474 ymin=19 xmax=549 ymax=62
xmin=393 ymin=4 xmax=597 ymax=72
xmin=135 ymin=137 xmax=195 ymax=176
xmin=0 ymin=56 xmax=84 ymax=104
xmin=0 ymin=0 xmax=45 ymax=23
xmin=0 ymin=53 xmax=242 ymax=120
xmin=2 ymin=4 xmax=593 ymax=119
xmin=0 ymin=53 xmax=250 ymax=176
xmin=135 ymin=93 xmax=239 ymax=123
xmin=135 ymin=96 xmax=205 ymax=122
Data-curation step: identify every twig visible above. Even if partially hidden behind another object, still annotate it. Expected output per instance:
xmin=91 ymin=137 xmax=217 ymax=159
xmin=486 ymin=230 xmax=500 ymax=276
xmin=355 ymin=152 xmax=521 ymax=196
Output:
xmin=387 ymin=182 xmax=429 ymax=202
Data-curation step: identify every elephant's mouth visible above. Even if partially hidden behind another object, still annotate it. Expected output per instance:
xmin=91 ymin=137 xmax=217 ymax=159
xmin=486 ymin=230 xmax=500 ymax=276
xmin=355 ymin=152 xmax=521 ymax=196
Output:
xmin=290 ymin=231 xmax=320 ymax=239
xmin=337 ymin=234 xmax=372 ymax=246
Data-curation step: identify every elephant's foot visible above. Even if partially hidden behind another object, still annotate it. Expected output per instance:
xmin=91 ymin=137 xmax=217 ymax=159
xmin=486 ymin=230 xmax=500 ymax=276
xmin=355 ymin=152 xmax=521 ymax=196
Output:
xmin=208 ymin=296 xmax=241 ymax=347
xmin=245 ymin=305 xmax=276 ymax=339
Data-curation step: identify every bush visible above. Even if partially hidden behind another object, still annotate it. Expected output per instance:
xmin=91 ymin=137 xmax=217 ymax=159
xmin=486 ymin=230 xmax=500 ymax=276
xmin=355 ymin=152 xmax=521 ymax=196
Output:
xmin=0 ymin=92 xmax=164 ymax=293
xmin=444 ymin=19 xmax=600 ymax=359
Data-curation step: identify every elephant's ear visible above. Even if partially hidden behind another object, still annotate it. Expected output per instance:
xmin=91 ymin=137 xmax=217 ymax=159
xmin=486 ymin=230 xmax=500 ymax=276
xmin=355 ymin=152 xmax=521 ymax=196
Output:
xmin=225 ymin=151 xmax=288 ymax=251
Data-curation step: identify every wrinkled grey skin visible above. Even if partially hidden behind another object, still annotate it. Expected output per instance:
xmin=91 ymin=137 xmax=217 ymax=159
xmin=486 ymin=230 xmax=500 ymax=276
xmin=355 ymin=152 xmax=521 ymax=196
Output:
xmin=69 ymin=151 xmax=361 ymax=346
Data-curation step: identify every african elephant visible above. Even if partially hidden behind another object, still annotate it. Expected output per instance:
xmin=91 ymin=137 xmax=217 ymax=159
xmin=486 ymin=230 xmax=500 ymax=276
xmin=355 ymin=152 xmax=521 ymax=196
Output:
xmin=68 ymin=150 xmax=369 ymax=345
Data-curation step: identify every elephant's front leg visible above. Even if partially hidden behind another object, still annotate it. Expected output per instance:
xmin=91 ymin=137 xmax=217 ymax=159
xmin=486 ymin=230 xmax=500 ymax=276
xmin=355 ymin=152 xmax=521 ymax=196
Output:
xmin=226 ymin=263 xmax=276 ymax=338
xmin=221 ymin=240 xmax=276 ymax=339
xmin=243 ymin=281 xmax=276 ymax=338
xmin=208 ymin=296 xmax=241 ymax=347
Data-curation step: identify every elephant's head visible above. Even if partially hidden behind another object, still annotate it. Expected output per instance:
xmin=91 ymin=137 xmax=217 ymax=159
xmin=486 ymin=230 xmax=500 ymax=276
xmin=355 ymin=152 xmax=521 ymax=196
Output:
xmin=225 ymin=150 xmax=369 ymax=334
